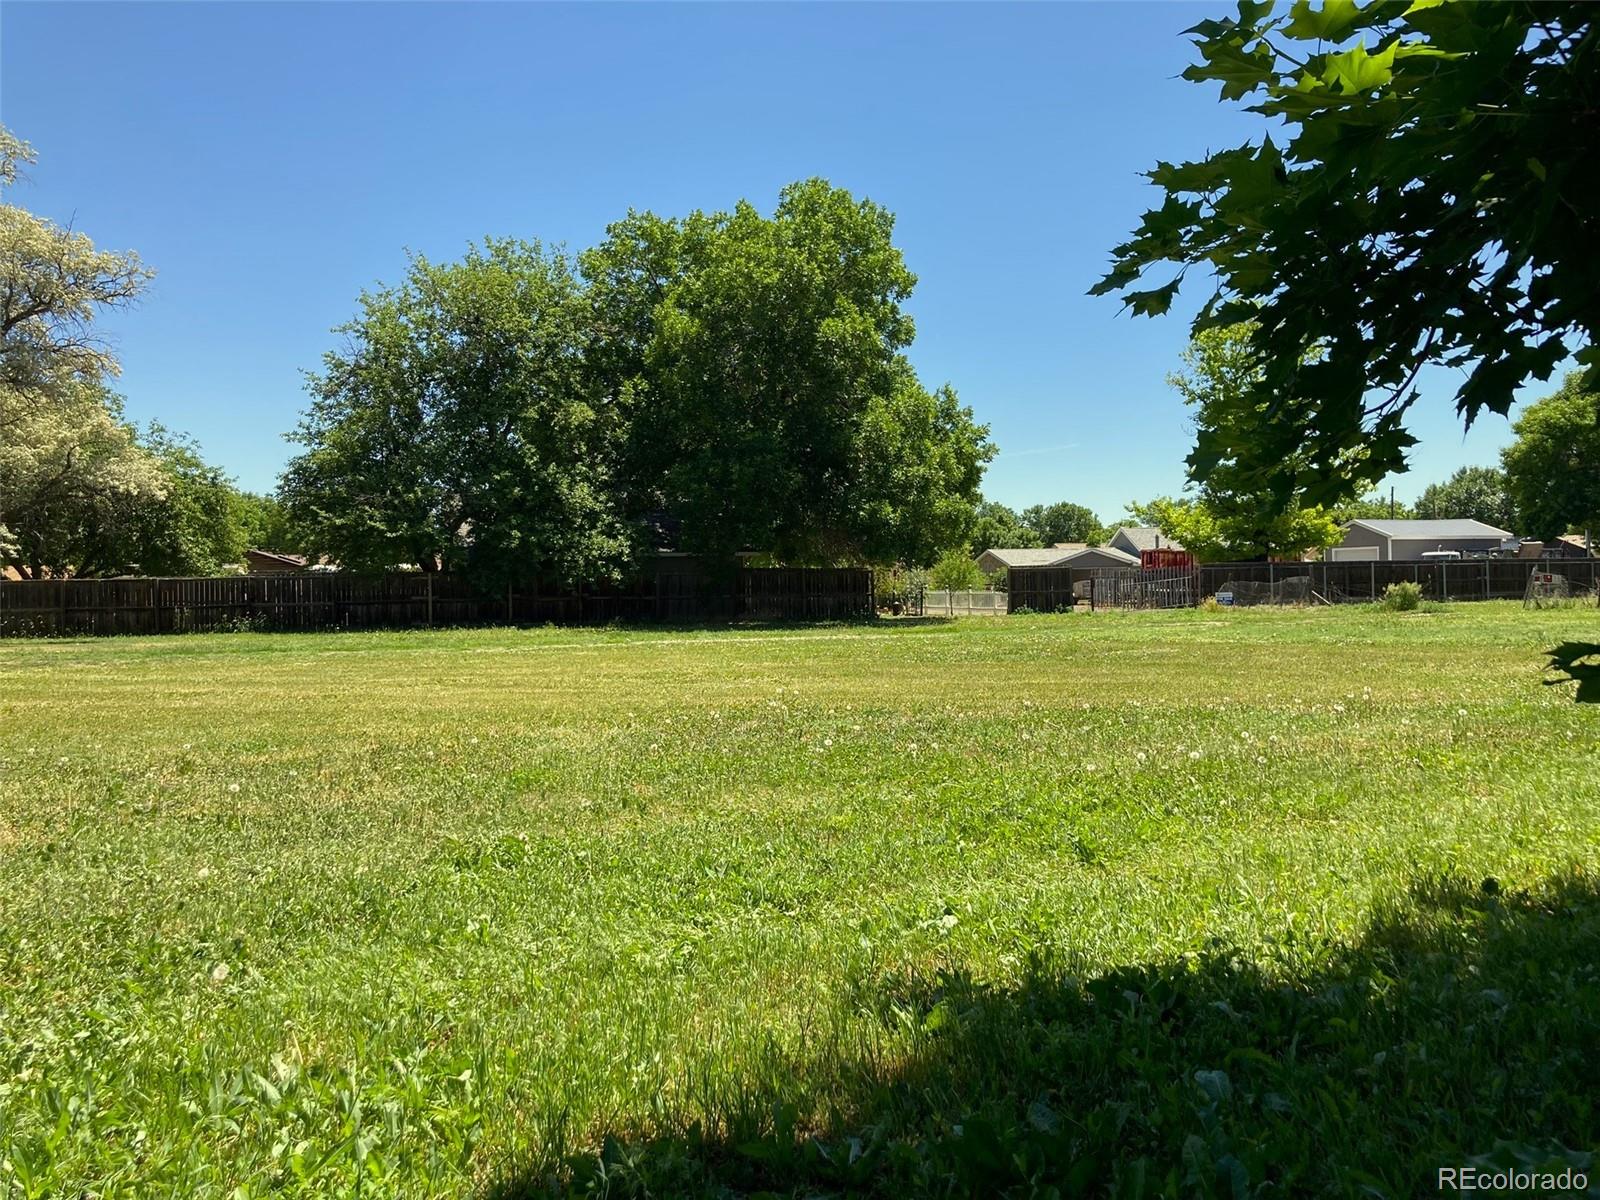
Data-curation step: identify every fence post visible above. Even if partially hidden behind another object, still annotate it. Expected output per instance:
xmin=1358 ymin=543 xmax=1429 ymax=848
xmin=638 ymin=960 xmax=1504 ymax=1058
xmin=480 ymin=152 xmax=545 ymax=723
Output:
xmin=426 ymin=573 xmax=434 ymax=627
xmin=1442 ymin=561 xmax=1449 ymax=600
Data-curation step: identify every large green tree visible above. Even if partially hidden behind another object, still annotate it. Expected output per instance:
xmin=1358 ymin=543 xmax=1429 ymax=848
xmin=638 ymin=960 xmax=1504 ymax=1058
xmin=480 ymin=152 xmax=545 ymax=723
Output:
xmin=0 ymin=124 xmax=163 ymax=577
xmin=596 ymin=180 xmax=991 ymax=566
xmin=68 ymin=425 xmax=251 ymax=576
xmin=1501 ymin=373 xmax=1600 ymax=541
xmin=231 ymin=491 xmax=300 ymax=555
xmin=281 ymin=240 xmax=632 ymax=585
xmin=1020 ymin=501 xmax=1104 ymax=546
xmin=966 ymin=500 xmax=1042 ymax=552
xmin=1094 ymin=2 xmax=1598 ymax=509
xmin=1158 ymin=323 xmax=1345 ymax=559
xmin=1414 ymin=465 xmax=1517 ymax=531
xmin=1127 ymin=494 xmax=1338 ymax=563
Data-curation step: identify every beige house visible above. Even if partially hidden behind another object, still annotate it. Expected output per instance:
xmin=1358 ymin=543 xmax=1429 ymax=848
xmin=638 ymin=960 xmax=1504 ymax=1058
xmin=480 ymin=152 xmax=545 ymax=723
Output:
xmin=976 ymin=544 xmax=1138 ymax=575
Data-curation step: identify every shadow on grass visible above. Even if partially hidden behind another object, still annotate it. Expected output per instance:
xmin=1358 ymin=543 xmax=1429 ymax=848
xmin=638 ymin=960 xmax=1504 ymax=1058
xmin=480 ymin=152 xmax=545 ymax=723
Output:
xmin=495 ymin=872 xmax=1600 ymax=1198
xmin=1546 ymin=643 xmax=1600 ymax=703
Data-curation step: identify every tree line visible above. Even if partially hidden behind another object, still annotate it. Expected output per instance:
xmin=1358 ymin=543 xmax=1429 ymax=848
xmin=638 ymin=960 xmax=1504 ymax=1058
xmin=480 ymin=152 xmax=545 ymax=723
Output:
xmin=6 ymin=56 xmax=1597 ymax=587
xmin=277 ymin=185 xmax=992 ymax=587
xmin=1 ymin=128 xmax=993 ymax=584
xmin=0 ymin=128 xmax=295 ymax=579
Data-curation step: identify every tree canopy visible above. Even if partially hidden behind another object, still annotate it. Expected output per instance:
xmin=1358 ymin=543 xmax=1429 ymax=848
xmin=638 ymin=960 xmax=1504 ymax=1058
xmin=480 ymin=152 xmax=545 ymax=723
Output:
xmin=1413 ymin=465 xmax=1517 ymax=531
xmin=285 ymin=181 xmax=993 ymax=584
xmin=1094 ymin=2 xmax=1599 ymax=510
xmin=1151 ymin=323 xmax=1344 ymax=560
xmin=594 ymin=180 xmax=990 ymax=567
xmin=1019 ymin=502 xmax=1105 ymax=546
xmin=281 ymin=239 xmax=630 ymax=585
xmin=965 ymin=501 xmax=1043 ymax=553
xmin=0 ymin=124 xmax=167 ymax=578
xmin=1501 ymin=373 xmax=1600 ymax=541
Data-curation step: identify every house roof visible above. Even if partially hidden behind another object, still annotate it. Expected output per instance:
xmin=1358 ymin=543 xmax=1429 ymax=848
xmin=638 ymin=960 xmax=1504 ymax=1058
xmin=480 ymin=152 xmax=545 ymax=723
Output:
xmin=979 ymin=547 xmax=1078 ymax=568
xmin=1345 ymin=518 xmax=1513 ymax=541
xmin=1109 ymin=525 xmax=1185 ymax=553
xmin=1051 ymin=541 xmax=1088 ymax=551
xmin=979 ymin=545 xmax=1141 ymax=569
xmin=1056 ymin=545 xmax=1139 ymax=566
xmin=245 ymin=549 xmax=310 ymax=567
xmin=1556 ymin=533 xmax=1593 ymax=553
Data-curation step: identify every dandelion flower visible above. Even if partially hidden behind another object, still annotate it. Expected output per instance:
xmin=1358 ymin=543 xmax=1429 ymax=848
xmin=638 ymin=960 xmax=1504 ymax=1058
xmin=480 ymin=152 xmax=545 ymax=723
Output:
xmin=210 ymin=963 xmax=229 ymax=983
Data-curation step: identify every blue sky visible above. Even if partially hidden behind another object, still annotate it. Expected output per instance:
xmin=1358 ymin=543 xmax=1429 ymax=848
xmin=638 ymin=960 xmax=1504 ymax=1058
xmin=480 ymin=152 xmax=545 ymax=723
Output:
xmin=1 ymin=1 xmax=1541 ymax=521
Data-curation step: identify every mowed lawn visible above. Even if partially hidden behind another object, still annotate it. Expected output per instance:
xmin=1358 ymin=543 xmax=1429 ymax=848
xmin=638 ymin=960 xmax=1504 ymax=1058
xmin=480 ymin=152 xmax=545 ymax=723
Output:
xmin=1 ymin=605 xmax=1597 ymax=1198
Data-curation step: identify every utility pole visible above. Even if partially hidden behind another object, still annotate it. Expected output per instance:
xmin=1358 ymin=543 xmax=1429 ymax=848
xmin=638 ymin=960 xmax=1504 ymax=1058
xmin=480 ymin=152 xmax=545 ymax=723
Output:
xmin=1389 ymin=486 xmax=1396 ymax=519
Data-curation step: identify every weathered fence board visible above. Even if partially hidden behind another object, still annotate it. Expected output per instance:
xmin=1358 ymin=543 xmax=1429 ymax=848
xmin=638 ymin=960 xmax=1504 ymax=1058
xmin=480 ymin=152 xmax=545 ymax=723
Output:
xmin=0 ymin=566 xmax=875 ymax=637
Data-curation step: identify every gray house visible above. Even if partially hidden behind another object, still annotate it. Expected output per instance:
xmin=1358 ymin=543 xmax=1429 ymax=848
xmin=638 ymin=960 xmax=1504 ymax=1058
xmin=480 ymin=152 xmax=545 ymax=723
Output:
xmin=1328 ymin=519 xmax=1513 ymax=561
xmin=1106 ymin=526 xmax=1184 ymax=559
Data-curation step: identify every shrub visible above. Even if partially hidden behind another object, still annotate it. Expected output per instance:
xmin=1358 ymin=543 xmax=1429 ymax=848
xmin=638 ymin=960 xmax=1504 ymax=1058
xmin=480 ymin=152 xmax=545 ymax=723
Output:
xmin=1380 ymin=581 xmax=1423 ymax=612
xmin=928 ymin=549 xmax=985 ymax=592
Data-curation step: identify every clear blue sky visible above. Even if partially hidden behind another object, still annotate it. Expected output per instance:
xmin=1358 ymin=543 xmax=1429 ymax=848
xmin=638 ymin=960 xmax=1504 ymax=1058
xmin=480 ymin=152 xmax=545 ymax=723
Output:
xmin=1 ymin=1 xmax=1540 ymax=521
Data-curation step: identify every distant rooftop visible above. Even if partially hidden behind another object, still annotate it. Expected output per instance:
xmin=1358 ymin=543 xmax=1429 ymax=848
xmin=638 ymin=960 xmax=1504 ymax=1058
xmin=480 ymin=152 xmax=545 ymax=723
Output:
xmin=1056 ymin=544 xmax=1138 ymax=565
xmin=979 ymin=547 xmax=1078 ymax=568
xmin=1347 ymin=519 xmax=1513 ymax=540
xmin=1110 ymin=525 xmax=1185 ymax=553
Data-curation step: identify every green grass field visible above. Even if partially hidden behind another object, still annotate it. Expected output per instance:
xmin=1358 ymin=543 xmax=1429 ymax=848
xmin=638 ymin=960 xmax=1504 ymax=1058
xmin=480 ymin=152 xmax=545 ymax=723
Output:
xmin=2 ymin=605 xmax=1597 ymax=1198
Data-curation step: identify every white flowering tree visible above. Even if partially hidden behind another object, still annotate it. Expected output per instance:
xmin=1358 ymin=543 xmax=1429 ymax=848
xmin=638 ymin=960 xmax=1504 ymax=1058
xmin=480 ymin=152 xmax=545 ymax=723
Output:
xmin=0 ymin=124 xmax=164 ymax=577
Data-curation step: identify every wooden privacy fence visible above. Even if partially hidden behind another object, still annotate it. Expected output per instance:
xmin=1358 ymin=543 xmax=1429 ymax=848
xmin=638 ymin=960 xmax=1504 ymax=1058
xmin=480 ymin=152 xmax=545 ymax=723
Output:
xmin=1006 ymin=566 xmax=1086 ymax=613
xmin=0 ymin=567 xmax=875 ymax=637
xmin=1009 ymin=558 xmax=1599 ymax=612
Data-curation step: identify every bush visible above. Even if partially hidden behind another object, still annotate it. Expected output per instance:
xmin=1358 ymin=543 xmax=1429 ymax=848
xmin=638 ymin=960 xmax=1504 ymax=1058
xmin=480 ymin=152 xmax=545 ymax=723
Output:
xmin=874 ymin=564 xmax=927 ymax=610
xmin=928 ymin=549 xmax=986 ymax=592
xmin=1380 ymin=580 xmax=1423 ymax=611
